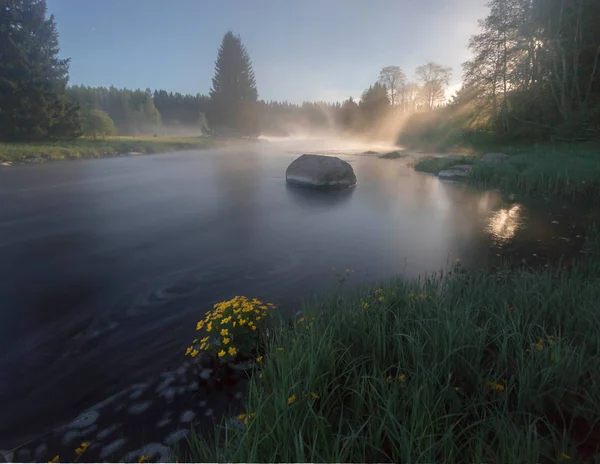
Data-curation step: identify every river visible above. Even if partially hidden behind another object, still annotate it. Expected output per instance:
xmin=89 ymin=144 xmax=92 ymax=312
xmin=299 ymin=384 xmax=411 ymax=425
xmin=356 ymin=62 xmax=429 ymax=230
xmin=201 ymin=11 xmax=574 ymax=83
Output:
xmin=0 ymin=138 xmax=586 ymax=448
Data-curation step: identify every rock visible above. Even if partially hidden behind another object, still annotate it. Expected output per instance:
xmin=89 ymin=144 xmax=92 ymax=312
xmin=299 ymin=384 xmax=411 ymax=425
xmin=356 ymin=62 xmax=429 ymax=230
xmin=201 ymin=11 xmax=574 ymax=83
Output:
xmin=62 ymin=429 xmax=82 ymax=446
xmin=285 ymin=154 xmax=357 ymax=188
xmin=180 ymin=410 xmax=196 ymax=423
xmin=481 ymin=152 xmax=508 ymax=163
xmin=68 ymin=410 xmax=99 ymax=429
xmin=438 ymin=169 xmax=470 ymax=180
xmin=127 ymin=401 xmax=152 ymax=414
xmin=34 ymin=444 xmax=48 ymax=461
xmin=16 ymin=448 xmax=30 ymax=462
xmin=164 ymin=429 xmax=189 ymax=445
xmin=97 ymin=424 xmax=121 ymax=441
xmin=100 ymin=438 xmax=127 ymax=459
xmin=0 ymin=162 xmax=11 ymax=167
xmin=120 ymin=443 xmax=168 ymax=464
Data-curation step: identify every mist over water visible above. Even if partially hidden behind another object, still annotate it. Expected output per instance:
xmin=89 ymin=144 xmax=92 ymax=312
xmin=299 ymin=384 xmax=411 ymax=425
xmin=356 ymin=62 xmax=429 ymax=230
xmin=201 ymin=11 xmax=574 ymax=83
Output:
xmin=0 ymin=139 xmax=584 ymax=447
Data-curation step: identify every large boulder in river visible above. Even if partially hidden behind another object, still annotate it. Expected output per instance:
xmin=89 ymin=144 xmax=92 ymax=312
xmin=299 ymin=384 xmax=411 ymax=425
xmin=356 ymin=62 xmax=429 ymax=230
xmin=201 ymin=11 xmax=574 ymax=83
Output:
xmin=286 ymin=154 xmax=357 ymax=188
xmin=481 ymin=152 xmax=509 ymax=163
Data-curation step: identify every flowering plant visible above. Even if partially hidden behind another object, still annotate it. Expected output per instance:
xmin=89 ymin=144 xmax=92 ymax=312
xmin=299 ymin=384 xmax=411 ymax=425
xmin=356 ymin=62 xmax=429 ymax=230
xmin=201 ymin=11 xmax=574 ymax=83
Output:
xmin=186 ymin=296 xmax=275 ymax=362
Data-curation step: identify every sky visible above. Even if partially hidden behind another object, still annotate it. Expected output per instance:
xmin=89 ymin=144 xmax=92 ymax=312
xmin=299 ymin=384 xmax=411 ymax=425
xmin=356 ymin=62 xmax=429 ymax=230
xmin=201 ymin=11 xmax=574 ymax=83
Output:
xmin=46 ymin=0 xmax=489 ymax=104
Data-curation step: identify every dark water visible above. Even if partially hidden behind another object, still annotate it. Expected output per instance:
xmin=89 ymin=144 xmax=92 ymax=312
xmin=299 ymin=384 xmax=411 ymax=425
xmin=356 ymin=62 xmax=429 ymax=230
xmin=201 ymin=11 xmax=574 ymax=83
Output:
xmin=0 ymin=140 xmax=585 ymax=447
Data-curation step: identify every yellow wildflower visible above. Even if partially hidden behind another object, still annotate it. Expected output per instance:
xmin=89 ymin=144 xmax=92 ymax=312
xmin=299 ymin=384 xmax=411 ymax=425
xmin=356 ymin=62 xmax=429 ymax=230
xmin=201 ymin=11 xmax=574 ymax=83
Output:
xmin=218 ymin=349 xmax=226 ymax=357
xmin=251 ymin=325 xmax=257 ymax=331
xmin=535 ymin=339 xmax=544 ymax=351
xmin=190 ymin=349 xmax=199 ymax=357
xmin=243 ymin=412 xmax=256 ymax=424
xmin=398 ymin=374 xmax=406 ymax=383
xmin=220 ymin=328 xmax=229 ymax=336
xmin=310 ymin=392 xmax=319 ymax=399
xmin=287 ymin=394 xmax=296 ymax=405
xmin=298 ymin=317 xmax=305 ymax=323
xmin=233 ymin=321 xmax=237 ymax=327
xmin=363 ymin=302 xmax=369 ymax=309
xmin=489 ymin=382 xmax=505 ymax=392
xmin=207 ymin=322 xmax=213 ymax=332
xmin=199 ymin=343 xmax=206 ymax=350
xmin=201 ymin=336 xmax=209 ymax=343
xmin=237 ymin=413 xmax=246 ymax=420
xmin=185 ymin=346 xmax=193 ymax=355
xmin=196 ymin=320 xmax=204 ymax=330
xmin=49 ymin=457 xmax=59 ymax=464
xmin=256 ymin=356 xmax=263 ymax=362
xmin=75 ymin=442 xmax=90 ymax=455
xmin=378 ymin=296 xmax=384 ymax=302
xmin=375 ymin=288 xmax=383 ymax=294
xmin=138 ymin=456 xmax=150 ymax=463
xmin=222 ymin=337 xmax=230 ymax=344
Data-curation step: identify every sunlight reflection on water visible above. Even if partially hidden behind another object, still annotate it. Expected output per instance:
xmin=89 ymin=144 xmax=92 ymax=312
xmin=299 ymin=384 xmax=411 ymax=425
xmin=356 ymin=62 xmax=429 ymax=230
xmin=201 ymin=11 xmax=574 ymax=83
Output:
xmin=487 ymin=204 xmax=523 ymax=245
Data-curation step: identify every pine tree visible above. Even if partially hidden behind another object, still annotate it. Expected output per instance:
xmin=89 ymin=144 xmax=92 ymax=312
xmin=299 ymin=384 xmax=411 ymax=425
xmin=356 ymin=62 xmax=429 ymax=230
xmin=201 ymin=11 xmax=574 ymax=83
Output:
xmin=0 ymin=0 xmax=81 ymax=141
xmin=209 ymin=31 xmax=259 ymax=136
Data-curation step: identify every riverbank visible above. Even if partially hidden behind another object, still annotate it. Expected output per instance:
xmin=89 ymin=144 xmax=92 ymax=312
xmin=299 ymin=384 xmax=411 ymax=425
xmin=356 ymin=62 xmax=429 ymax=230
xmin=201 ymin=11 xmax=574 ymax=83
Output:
xmin=412 ymin=140 xmax=600 ymax=198
xmin=187 ymin=226 xmax=600 ymax=463
xmin=0 ymin=136 xmax=225 ymax=163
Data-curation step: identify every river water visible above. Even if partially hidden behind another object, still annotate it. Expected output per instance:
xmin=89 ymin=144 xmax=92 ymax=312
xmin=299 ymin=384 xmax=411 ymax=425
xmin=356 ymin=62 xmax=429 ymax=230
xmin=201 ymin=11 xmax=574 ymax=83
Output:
xmin=0 ymin=139 xmax=586 ymax=447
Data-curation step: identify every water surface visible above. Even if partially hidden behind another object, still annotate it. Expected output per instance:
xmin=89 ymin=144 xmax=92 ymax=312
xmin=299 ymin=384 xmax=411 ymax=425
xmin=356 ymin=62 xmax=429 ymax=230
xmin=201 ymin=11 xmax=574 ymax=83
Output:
xmin=0 ymin=140 xmax=584 ymax=446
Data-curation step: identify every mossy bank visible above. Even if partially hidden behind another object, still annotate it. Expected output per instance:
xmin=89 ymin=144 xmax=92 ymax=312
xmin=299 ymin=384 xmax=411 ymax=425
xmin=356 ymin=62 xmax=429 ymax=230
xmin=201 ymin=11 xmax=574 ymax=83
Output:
xmin=0 ymin=136 xmax=224 ymax=163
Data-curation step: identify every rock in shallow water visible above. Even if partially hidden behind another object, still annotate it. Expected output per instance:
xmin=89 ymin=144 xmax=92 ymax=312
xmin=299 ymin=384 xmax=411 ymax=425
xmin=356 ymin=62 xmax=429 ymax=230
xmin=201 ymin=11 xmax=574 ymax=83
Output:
xmin=286 ymin=154 xmax=357 ymax=188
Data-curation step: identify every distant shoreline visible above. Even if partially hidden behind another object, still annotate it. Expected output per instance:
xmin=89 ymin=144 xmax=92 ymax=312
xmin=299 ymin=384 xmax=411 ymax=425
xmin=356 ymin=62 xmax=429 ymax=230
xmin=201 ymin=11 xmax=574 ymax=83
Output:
xmin=0 ymin=135 xmax=265 ymax=164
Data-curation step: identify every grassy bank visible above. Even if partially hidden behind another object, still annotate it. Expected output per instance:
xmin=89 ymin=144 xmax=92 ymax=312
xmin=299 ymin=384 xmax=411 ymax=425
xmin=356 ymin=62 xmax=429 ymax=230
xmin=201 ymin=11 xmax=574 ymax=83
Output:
xmin=0 ymin=136 xmax=222 ymax=162
xmin=185 ymin=229 xmax=600 ymax=463
xmin=413 ymin=141 xmax=600 ymax=198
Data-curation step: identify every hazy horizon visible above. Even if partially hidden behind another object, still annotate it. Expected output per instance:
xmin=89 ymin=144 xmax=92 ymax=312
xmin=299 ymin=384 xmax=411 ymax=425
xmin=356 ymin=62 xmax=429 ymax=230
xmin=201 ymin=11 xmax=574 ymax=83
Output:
xmin=47 ymin=0 xmax=488 ymax=103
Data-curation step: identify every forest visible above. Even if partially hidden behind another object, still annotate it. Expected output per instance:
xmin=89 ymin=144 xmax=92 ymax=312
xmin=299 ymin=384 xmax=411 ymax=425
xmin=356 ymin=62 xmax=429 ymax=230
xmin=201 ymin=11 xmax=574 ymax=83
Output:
xmin=1 ymin=0 xmax=599 ymax=147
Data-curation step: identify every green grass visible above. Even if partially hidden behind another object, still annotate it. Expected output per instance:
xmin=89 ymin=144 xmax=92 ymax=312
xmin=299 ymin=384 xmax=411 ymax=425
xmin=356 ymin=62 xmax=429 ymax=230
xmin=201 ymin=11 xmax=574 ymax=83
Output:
xmin=412 ymin=141 xmax=600 ymax=198
xmin=0 ymin=136 xmax=222 ymax=162
xmin=183 ymin=228 xmax=600 ymax=463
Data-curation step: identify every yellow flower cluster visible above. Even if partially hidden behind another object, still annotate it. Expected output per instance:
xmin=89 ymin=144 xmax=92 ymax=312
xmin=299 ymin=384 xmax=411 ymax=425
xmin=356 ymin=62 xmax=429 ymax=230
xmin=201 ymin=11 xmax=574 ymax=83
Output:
xmin=48 ymin=457 xmax=59 ymax=464
xmin=488 ymin=381 xmax=505 ymax=392
xmin=75 ymin=442 xmax=90 ymax=456
xmin=186 ymin=296 xmax=275 ymax=362
xmin=287 ymin=391 xmax=320 ymax=405
xmin=534 ymin=334 xmax=560 ymax=352
xmin=386 ymin=374 xmax=407 ymax=384
xmin=237 ymin=412 xmax=257 ymax=425
xmin=296 ymin=316 xmax=315 ymax=328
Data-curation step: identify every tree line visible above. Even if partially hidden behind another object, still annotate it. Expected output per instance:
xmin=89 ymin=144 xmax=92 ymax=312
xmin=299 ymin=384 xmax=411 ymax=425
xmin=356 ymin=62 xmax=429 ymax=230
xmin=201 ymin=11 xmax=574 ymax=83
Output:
xmin=1 ymin=0 xmax=597 ymax=143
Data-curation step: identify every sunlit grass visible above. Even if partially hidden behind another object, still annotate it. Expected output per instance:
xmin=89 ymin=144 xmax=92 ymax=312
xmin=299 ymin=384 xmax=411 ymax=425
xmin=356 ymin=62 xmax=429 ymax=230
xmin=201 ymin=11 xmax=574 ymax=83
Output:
xmin=469 ymin=146 xmax=600 ymax=197
xmin=181 ymin=227 xmax=600 ymax=463
xmin=413 ymin=142 xmax=600 ymax=198
xmin=0 ymin=135 xmax=220 ymax=162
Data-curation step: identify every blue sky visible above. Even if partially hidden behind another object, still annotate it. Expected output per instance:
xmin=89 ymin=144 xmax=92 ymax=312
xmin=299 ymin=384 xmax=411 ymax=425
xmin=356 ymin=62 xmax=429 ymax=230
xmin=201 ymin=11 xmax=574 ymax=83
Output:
xmin=47 ymin=0 xmax=489 ymax=103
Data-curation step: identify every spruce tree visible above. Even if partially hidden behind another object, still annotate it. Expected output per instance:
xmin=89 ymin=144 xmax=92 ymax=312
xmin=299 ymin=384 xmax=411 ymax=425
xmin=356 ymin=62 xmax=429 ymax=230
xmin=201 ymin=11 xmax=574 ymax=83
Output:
xmin=209 ymin=31 xmax=259 ymax=136
xmin=0 ymin=0 xmax=81 ymax=141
